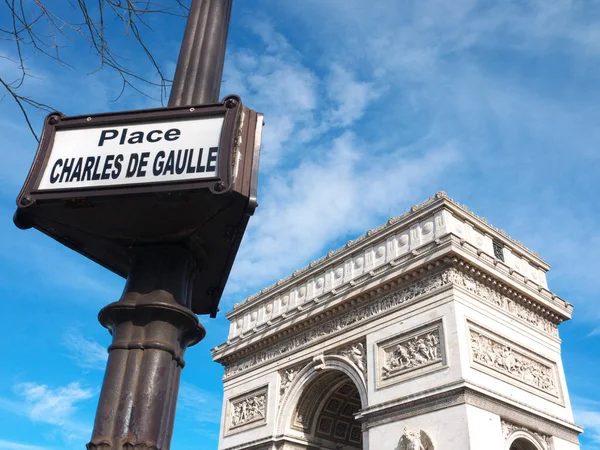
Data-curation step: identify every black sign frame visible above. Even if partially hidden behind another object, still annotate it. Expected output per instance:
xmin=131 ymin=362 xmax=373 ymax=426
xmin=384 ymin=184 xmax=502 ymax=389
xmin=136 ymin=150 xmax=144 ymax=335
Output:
xmin=17 ymin=95 xmax=242 ymax=206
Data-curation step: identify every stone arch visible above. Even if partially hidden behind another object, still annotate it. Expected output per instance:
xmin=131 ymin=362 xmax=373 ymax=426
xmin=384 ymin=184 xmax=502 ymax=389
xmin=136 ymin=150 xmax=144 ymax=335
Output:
xmin=506 ymin=430 xmax=546 ymax=450
xmin=276 ymin=354 xmax=368 ymax=443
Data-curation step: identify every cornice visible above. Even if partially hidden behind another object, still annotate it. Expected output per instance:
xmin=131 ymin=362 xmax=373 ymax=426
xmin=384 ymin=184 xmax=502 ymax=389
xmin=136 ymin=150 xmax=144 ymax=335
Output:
xmin=214 ymin=263 xmax=453 ymax=375
xmin=214 ymin=236 xmax=456 ymax=359
xmin=212 ymin=247 xmax=567 ymax=379
xmin=229 ymin=192 xmax=550 ymax=318
xmin=213 ymin=234 xmax=569 ymax=368
xmin=447 ymin=235 xmax=572 ymax=319
xmin=356 ymin=380 xmax=582 ymax=441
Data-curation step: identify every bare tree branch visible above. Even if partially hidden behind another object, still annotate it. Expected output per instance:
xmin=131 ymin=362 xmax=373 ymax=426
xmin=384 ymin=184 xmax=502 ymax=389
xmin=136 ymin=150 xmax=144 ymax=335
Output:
xmin=0 ymin=0 xmax=189 ymax=139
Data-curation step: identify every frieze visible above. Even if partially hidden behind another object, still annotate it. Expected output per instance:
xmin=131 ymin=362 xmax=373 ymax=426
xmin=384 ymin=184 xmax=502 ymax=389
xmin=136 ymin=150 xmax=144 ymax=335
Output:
xmin=470 ymin=328 xmax=559 ymax=398
xmin=375 ymin=320 xmax=445 ymax=388
xmin=222 ymin=267 xmax=559 ymax=378
xmin=501 ymin=419 xmax=552 ymax=449
xmin=223 ymin=270 xmax=451 ymax=378
xmin=382 ymin=328 xmax=442 ymax=380
xmin=448 ymin=268 xmax=558 ymax=336
xmin=228 ymin=387 xmax=268 ymax=433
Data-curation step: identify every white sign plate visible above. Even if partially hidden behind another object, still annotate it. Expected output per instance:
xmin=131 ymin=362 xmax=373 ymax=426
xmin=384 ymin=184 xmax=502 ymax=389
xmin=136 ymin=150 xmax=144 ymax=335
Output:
xmin=37 ymin=116 xmax=225 ymax=191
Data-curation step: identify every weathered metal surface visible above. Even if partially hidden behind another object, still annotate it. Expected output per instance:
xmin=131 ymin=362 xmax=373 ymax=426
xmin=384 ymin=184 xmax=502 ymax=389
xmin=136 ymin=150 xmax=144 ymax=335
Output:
xmin=169 ymin=0 xmax=232 ymax=106
xmin=87 ymin=246 xmax=205 ymax=450
xmin=84 ymin=1 xmax=238 ymax=448
xmin=13 ymin=98 xmax=262 ymax=317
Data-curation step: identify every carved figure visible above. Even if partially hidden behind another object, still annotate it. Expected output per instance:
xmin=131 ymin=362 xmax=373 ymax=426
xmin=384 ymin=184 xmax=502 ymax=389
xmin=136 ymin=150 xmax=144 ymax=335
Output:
xmin=470 ymin=330 xmax=557 ymax=395
xmin=230 ymin=394 xmax=266 ymax=428
xmin=338 ymin=342 xmax=367 ymax=377
xmin=224 ymin=268 xmax=557 ymax=379
xmin=346 ymin=342 xmax=366 ymax=371
xmin=398 ymin=427 xmax=434 ymax=450
xmin=280 ymin=367 xmax=299 ymax=397
xmin=382 ymin=330 xmax=442 ymax=378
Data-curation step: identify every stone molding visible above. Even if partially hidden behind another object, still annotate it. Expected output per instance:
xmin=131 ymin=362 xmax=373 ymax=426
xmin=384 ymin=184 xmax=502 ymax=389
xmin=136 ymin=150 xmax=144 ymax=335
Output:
xmin=357 ymin=382 xmax=580 ymax=444
xmin=221 ymin=193 xmax=567 ymax=347
xmin=468 ymin=322 xmax=562 ymax=403
xmin=275 ymin=354 xmax=368 ymax=439
xmin=222 ymin=269 xmax=451 ymax=379
xmin=214 ymin=244 xmax=569 ymax=370
xmin=376 ymin=319 xmax=446 ymax=389
xmin=226 ymin=386 xmax=268 ymax=435
xmin=449 ymin=263 xmax=559 ymax=336
xmin=292 ymin=374 xmax=348 ymax=432
xmin=232 ymin=192 xmax=547 ymax=314
xmin=218 ymin=265 xmax=562 ymax=379
xmin=333 ymin=340 xmax=367 ymax=380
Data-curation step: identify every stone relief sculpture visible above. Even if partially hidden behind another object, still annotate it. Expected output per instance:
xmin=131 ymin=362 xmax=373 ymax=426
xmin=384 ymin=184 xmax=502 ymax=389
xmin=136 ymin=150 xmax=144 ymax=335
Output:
xmin=448 ymin=269 xmax=557 ymax=336
xmin=470 ymin=330 xmax=557 ymax=395
xmin=398 ymin=427 xmax=434 ymax=450
xmin=501 ymin=420 xmax=551 ymax=449
xmin=279 ymin=366 xmax=301 ymax=399
xmin=382 ymin=329 xmax=442 ymax=379
xmin=224 ymin=271 xmax=451 ymax=378
xmin=223 ymin=267 xmax=558 ymax=379
xmin=230 ymin=393 xmax=266 ymax=428
xmin=338 ymin=342 xmax=367 ymax=377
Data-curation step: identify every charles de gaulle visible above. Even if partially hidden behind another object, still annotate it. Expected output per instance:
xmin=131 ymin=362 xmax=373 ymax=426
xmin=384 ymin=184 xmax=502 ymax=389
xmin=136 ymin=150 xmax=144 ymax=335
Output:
xmin=48 ymin=147 xmax=219 ymax=184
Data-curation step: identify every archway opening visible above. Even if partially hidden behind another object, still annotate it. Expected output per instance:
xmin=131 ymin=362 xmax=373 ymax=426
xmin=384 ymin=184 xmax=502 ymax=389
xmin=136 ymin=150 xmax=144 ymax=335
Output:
xmin=510 ymin=437 xmax=540 ymax=450
xmin=291 ymin=370 xmax=364 ymax=449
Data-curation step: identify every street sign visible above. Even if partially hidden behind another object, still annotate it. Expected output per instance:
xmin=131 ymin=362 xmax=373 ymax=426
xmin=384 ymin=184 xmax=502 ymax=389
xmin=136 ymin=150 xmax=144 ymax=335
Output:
xmin=15 ymin=96 xmax=262 ymax=316
xmin=18 ymin=96 xmax=244 ymax=201
xmin=37 ymin=116 xmax=224 ymax=191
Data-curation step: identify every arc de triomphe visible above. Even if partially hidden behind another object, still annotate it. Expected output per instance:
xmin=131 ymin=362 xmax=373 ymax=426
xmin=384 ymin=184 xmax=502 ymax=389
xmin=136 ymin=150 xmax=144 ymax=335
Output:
xmin=212 ymin=192 xmax=582 ymax=450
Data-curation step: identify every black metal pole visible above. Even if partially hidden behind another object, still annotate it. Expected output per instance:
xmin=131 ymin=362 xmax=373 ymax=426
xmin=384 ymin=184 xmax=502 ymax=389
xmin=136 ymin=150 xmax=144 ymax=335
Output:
xmin=87 ymin=2 xmax=233 ymax=448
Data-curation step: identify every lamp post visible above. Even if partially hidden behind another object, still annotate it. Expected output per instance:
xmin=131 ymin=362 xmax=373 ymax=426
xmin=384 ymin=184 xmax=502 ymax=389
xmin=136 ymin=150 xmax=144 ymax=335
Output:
xmin=86 ymin=1 xmax=234 ymax=448
xmin=14 ymin=0 xmax=261 ymax=447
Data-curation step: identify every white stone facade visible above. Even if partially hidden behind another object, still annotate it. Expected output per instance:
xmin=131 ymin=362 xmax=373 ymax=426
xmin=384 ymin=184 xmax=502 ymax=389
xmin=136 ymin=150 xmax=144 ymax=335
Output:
xmin=212 ymin=192 xmax=582 ymax=450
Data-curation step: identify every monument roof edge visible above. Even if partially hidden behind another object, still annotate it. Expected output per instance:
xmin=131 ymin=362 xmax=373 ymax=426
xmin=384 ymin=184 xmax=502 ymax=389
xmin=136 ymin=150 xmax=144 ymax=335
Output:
xmin=227 ymin=191 xmax=549 ymax=318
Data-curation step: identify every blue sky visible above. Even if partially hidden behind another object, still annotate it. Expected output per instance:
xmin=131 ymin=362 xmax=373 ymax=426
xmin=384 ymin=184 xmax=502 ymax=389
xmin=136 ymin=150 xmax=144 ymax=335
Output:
xmin=1 ymin=0 xmax=599 ymax=449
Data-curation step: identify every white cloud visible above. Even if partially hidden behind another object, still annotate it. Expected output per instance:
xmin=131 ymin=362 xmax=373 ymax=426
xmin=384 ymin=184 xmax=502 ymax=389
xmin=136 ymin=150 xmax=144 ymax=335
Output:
xmin=223 ymin=39 xmax=319 ymax=168
xmin=178 ymin=382 xmax=222 ymax=425
xmin=219 ymin=1 xmax=600 ymax=313
xmin=573 ymin=397 xmax=600 ymax=447
xmin=228 ymin=132 xmax=458 ymax=293
xmin=325 ymin=65 xmax=381 ymax=128
xmin=13 ymin=382 xmax=94 ymax=441
xmin=218 ymin=15 xmax=462 ymax=297
xmin=62 ymin=332 xmax=107 ymax=371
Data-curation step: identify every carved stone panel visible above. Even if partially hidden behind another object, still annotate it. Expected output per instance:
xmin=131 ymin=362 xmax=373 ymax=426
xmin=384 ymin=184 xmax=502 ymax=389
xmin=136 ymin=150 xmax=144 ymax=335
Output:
xmin=332 ymin=340 xmax=367 ymax=379
xmin=224 ymin=270 xmax=452 ymax=379
xmin=226 ymin=386 xmax=268 ymax=434
xmin=448 ymin=269 xmax=558 ymax=336
xmin=468 ymin=323 xmax=562 ymax=403
xmin=376 ymin=319 xmax=446 ymax=389
xmin=279 ymin=362 xmax=306 ymax=404
xmin=502 ymin=419 xmax=552 ymax=450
